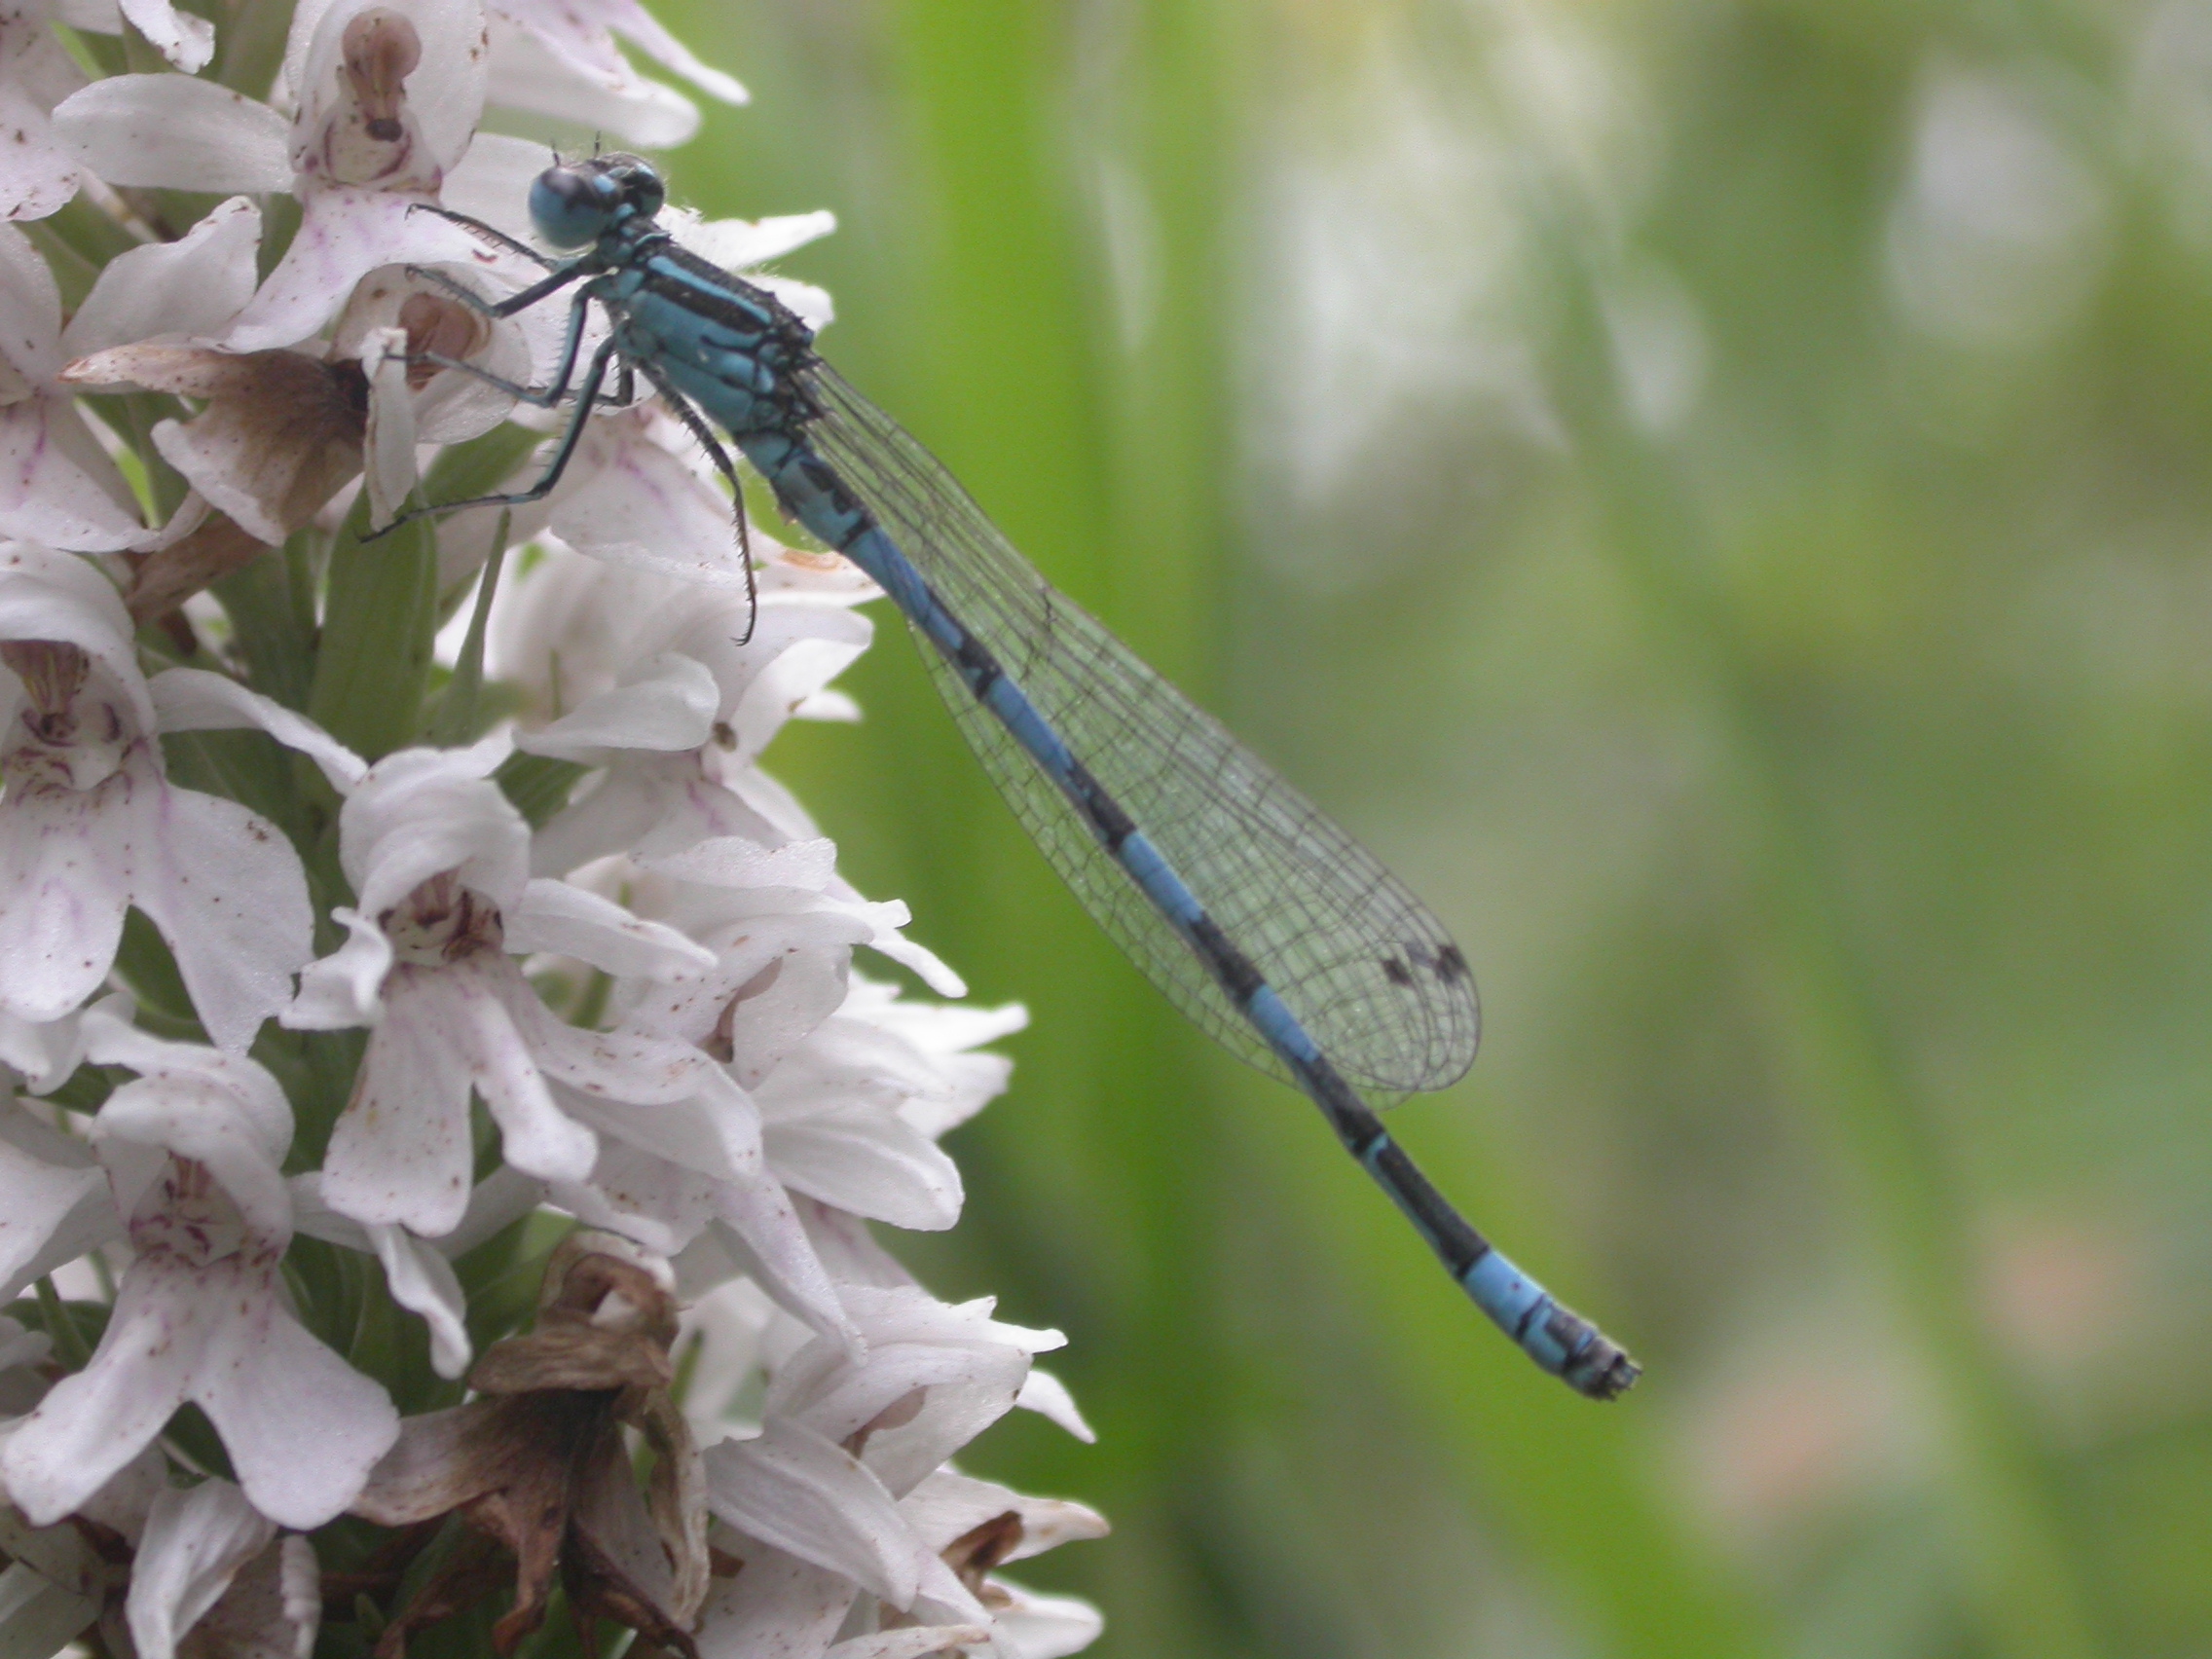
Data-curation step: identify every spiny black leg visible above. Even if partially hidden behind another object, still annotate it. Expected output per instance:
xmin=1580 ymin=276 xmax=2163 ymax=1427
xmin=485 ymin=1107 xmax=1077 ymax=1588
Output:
xmin=365 ymin=338 xmax=621 ymax=539
xmin=636 ymin=360 xmax=757 ymax=644
xmin=405 ymin=203 xmax=558 ymax=269
xmin=406 ymin=259 xmax=589 ymax=323
xmin=408 ymin=290 xmax=596 ymax=408
xmin=407 ymin=352 xmax=540 ymax=403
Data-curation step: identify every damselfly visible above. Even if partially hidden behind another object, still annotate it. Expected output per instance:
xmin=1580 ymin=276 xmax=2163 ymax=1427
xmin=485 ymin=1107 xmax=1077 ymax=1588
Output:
xmin=399 ymin=154 xmax=1639 ymax=1399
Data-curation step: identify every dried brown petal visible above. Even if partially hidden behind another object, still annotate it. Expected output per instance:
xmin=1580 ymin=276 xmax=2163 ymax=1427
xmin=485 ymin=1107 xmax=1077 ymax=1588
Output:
xmin=65 ymin=345 xmax=366 ymax=546
xmin=466 ymin=1323 xmax=670 ymax=1395
xmin=127 ymin=515 xmax=267 ymax=626
xmin=350 ymin=1241 xmax=707 ymax=1658
xmin=941 ymin=1511 xmax=1023 ymax=1606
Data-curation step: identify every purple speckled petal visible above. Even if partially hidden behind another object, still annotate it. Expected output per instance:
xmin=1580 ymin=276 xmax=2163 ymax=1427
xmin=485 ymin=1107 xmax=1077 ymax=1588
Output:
xmin=0 ymin=397 xmax=149 ymax=552
xmin=0 ymin=82 xmax=82 ymax=224
xmin=222 ymin=189 xmax=480 ymax=353
xmin=0 ymin=1255 xmax=204 ymax=1524
xmin=687 ymin=1537 xmax=858 ymax=1659
xmin=322 ymin=965 xmax=479 ymax=1235
xmin=0 ymin=771 xmax=132 ymax=1025
xmin=193 ymin=1277 xmax=397 ymax=1529
xmin=124 ymin=760 xmax=314 ymax=1053
xmin=124 ymin=1480 xmax=274 ymax=1659
xmin=115 ymin=0 xmax=213 ymax=71
xmin=447 ymin=959 xmax=599 ymax=1185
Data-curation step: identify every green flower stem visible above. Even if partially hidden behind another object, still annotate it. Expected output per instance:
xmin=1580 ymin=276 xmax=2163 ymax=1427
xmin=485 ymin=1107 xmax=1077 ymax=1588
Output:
xmin=496 ymin=754 xmax=584 ymax=826
xmin=214 ymin=0 xmax=297 ymax=100
xmin=1544 ymin=241 xmax=2101 ymax=1659
xmin=18 ymin=217 xmax=103 ymax=312
xmin=426 ymin=522 xmax=507 ymax=747
xmin=214 ymin=536 xmax=318 ymax=715
xmin=311 ymin=496 xmax=440 ymax=762
xmin=33 ymin=1276 xmax=90 ymax=1371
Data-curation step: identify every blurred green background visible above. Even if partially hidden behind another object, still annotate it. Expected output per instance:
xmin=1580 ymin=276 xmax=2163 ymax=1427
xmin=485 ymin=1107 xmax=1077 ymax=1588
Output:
xmin=637 ymin=1 xmax=2212 ymax=1654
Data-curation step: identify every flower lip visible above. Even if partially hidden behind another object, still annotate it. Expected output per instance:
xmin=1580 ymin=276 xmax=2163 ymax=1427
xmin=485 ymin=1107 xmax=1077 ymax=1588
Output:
xmin=530 ymin=154 xmax=665 ymax=248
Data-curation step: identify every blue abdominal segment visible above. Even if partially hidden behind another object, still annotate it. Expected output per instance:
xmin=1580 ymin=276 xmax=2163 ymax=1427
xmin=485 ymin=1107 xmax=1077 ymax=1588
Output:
xmin=419 ymin=158 xmax=1638 ymax=1399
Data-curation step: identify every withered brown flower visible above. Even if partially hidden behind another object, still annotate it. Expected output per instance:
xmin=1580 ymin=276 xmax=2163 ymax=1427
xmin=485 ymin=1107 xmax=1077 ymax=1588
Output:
xmin=349 ymin=1232 xmax=710 ymax=1657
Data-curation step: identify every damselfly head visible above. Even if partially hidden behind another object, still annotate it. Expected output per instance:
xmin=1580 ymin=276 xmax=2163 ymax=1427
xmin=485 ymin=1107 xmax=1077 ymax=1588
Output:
xmin=529 ymin=153 xmax=666 ymax=248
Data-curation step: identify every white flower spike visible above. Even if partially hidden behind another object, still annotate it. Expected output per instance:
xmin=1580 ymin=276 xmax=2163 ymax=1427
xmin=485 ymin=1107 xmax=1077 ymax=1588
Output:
xmin=0 ymin=2 xmax=1104 ymax=1650
xmin=0 ymin=545 xmax=337 ymax=1050
xmin=2 ymin=1013 xmax=398 ymax=1530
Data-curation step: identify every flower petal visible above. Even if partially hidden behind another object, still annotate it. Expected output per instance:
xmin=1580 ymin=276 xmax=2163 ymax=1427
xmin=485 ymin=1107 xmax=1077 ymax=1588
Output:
xmin=346 ymin=1403 xmax=504 ymax=1527
xmin=122 ymin=766 xmax=314 ymax=1052
xmin=358 ymin=326 xmax=419 ymax=531
xmin=61 ymin=196 xmax=262 ymax=356
xmin=0 ymin=1100 xmax=114 ymax=1302
xmin=444 ymin=963 xmax=599 ymax=1185
xmin=0 ymin=1001 xmax=97 ymax=1094
xmin=95 ymin=1088 xmax=293 ymax=1242
xmin=117 ymin=0 xmax=213 ymax=71
xmin=126 ymin=1479 xmax=276 ymax=1659
xmin=677 ymin=210 xmax=836 ymax=273
xmin=688 ymin=1536 xmax=856 ymax=1659
xmin=826 ymin=1627 xmax=992 ymax=1659
xmin=320 ymin=968 xmax=478 ymax=1233
xmin=194 ymin=1287 xmax=399 ymax=1529
xmin=518 ymin=650 xmax=719 ymax=760
xmin=283 ymin=906 xmax=392 ymax=1028
xmin=764 ymin=1107 xmax=962 ymax=1233
xmin=590 ymin=0 xmax=746 ymax=103
xmin=898 ymin=1471 xmax=1108 ymax=1563
xmin=0 ymin=776 xmax=131 ymax=1026
xmin=81 ymin=1005 xmax=292 ymax=1157
xmin=176 ymin=1533 xmax=320 ymax=1659
xmin=702 ymin=1419 xmax=925 ymax=1607
xmin=1013 ymin=1368 xmax=1095 ymax=1444
xmin=435 ymin=131 xmax=555 ymax=245
xmin=556 ymin=1077 xmax=755 ymax=1185
xmin=224 ymin=189 xmax=482 ymax=353
xmin=483 ymin=16 xmax=700 ymax=148
xmin=708 ymin=1182 xmax=857 ymax=1357
xmin=1 ymin=1259 xmax=203 ymax=1524
xmin=506 ymin=875 xmax=714 ymax=979
xmin=50 ymin=76 xmax=292 ymax=193
xmin=0 ymin=398 xmax=148 ymax=550
xmin=0 ymin=224 xmax=60 ymax=382
xmin=544 ymin=410 xmax=752 ymax=589
xmin=336 ymin=736 xmax=524 ymax=915
xmin=150 ymin=667 xmax=367 ymax=793
xmin=370 ymin=1221 xmax=472 ymax=1379
xmin=549 ymin=1140 xmax=717 ymax=1256
xmin=0 ymin=81 xmax=82 ymax=225
xmin=285 ymin=0 xmax=488 ymax=187
xmin=984 ymin=1582 xmax=1106 ymax=1659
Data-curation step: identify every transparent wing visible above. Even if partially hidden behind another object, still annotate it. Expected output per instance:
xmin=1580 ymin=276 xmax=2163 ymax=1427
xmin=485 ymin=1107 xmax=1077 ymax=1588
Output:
xmin=800 ymin=363 xmax=1480 ymax=1095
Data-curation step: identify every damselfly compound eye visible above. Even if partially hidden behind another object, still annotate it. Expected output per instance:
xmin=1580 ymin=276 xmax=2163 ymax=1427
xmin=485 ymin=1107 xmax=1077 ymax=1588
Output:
xmin=529 ymin=164 xmax=608 ymax=247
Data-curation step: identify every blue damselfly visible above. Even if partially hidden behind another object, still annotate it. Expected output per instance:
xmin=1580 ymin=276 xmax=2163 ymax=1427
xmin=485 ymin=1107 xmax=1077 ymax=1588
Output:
xmin=399 ymin=154 xmax=1638 ymax=1399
